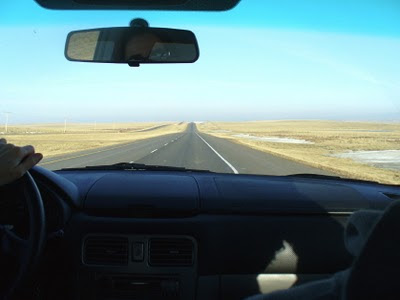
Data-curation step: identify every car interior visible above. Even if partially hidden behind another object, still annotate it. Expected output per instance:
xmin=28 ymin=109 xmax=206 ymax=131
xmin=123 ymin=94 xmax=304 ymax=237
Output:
xmin=1 ymin=0 xmax=400 ymax=299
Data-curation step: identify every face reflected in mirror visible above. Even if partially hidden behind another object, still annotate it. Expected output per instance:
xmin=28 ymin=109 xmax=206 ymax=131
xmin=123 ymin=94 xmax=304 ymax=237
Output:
xmin=124 ymin=32 xmax=162 ymax=61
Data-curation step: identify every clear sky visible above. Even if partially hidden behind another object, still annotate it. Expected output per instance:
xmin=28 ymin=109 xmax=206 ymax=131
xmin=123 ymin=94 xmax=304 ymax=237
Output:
xmin=1 ymin=0 xmax=400 ymax=124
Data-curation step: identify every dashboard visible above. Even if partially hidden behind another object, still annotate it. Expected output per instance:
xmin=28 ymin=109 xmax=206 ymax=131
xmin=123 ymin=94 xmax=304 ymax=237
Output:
xmin=1 ymin=166 xmax=399 ymax=300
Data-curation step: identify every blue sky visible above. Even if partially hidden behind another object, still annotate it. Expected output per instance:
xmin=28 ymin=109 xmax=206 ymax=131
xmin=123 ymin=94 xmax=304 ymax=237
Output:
xmin=1 ymin=0 xmax=400 ymax=124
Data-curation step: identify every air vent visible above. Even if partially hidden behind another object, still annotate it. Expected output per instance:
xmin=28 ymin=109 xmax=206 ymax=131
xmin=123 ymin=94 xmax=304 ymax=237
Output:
xmin=149 ymin=238 xmax=194 ymax=266
xmin=83 ymin=236 xmax=129 ymax=266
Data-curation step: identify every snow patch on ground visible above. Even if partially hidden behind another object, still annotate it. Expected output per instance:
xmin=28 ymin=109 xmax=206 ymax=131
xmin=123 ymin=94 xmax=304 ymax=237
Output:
xmin=234 ymin=134 xmax=314 ymax=144
xmin=334 ymin=150 xmax=400 ymax=171
xmin=212 ymin=130 xmax=231 ymax=133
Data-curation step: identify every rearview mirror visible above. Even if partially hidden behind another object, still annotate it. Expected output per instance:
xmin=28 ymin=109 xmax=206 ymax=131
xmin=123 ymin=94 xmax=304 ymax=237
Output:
xmin=65 ymin=27 xmax=199 ymax=66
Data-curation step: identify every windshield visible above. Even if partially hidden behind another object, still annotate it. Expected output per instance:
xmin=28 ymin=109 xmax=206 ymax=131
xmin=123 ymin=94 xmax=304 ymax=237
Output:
xmin=1 ymin=0 xmax=399 ymax=185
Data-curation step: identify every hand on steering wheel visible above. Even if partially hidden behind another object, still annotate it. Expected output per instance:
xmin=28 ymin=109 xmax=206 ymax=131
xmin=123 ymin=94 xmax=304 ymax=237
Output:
xmin=0 ymin=138 xmax=45 ymax=299
xmin=0 ymin=138 xmax=43 ymax=186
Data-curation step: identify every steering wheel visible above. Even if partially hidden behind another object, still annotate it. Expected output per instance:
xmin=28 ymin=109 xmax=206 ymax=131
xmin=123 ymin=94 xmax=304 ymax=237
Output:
xmin=0 ymin=172 xmax=46 ymax=299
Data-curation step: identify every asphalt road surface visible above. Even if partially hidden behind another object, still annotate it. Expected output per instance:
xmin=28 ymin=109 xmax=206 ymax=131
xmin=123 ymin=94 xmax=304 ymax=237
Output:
xmin=135 ymin=124 xmax=169 ymax=132
xmin=40 ymin=123 xmax=333 ymax=176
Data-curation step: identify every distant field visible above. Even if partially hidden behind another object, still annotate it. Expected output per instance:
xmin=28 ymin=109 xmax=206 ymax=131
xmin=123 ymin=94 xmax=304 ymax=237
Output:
xmin=198 ymin=121 xmax=400 ymax=185
xmin=2 ymin=122 xmax=187 ymax=158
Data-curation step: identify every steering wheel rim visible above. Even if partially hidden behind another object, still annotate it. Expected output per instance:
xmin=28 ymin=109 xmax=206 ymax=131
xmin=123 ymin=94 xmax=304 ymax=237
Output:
xmin=0 ymin=171 xmax=46 ymax=298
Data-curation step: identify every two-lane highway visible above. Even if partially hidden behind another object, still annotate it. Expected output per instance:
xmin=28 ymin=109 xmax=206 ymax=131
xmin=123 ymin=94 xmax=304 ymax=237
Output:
xmin=40 ymin=123 xmax=333 ymax=176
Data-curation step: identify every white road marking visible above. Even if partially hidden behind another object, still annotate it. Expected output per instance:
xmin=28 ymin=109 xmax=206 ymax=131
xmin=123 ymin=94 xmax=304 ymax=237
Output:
xmin=151 ymin=149 xmax=158 ymax=154
xmin=129 ymin=161 xmax=134 ymax=163
xmin=195 ymin=133 xmax=239 ymax=174
xmin=164 ymin=143 xmax=169 ymax=146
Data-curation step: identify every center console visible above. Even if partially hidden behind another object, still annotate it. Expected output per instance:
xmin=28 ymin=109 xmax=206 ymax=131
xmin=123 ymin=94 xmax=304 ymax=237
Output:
xmin=78 ymin=234 xmax=197 ymax=300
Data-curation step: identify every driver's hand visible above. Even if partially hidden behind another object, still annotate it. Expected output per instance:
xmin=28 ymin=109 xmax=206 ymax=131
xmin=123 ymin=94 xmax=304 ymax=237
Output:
xmin=0 ymin=138 xmax=43 ymax=186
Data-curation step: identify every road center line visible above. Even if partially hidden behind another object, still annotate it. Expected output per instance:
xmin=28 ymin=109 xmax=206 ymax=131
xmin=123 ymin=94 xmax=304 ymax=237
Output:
xmin=151 ymin=149 xmax=158 ymax=153
xmin=195 ymin=133 xmax=239 ymax=174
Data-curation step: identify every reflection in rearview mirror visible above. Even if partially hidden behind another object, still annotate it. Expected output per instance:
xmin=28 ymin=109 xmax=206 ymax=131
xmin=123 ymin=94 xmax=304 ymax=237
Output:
xmin=65 ymin=27 xmax=199 ymax=66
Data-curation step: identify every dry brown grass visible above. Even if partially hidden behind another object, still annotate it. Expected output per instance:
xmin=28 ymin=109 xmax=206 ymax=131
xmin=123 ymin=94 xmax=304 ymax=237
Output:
xmin=198 ymin=121 xmax=400 ymax=185
xmin=2 ymin=122 xmax=187 ymax=158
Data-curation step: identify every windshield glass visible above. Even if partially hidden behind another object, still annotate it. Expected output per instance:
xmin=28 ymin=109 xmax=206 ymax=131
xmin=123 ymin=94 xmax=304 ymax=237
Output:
xmin=1 ymin=0 xmax=399 ymax=185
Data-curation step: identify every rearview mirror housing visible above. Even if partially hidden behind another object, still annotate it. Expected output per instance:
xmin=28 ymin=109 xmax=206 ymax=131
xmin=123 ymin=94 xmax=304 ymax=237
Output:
xmin=35 ymin=0 xmax=240 ymax=11
xmin=65 ymin=27 xmax=199 ymax=66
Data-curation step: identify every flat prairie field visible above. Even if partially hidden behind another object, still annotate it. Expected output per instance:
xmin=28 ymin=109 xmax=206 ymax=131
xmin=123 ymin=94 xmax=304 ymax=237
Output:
xmin=1 ymin=122 xmax=187 ymax=158
xmin=198 ymin=121 xmax=400 ymax=185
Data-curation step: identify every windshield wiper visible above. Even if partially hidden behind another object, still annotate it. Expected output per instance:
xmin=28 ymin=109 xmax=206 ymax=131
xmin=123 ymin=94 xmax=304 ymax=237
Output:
xmin=60 ymin=162 xmax=213 ymax=173
xmin=287 ymin=173 xmax=382 ymax=185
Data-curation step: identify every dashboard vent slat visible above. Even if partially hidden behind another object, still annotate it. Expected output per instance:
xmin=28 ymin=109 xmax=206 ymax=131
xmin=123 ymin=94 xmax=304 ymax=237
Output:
xmin=83 ymin=236 xmax=129 ymax=266
xmin=149 ymin=238 xmax=194 ymax=266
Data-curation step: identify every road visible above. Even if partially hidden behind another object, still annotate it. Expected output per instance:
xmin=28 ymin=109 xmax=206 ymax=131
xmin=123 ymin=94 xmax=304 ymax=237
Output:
xmin=40 ymin=123 xmax=333 ymax=176
xmin=135 ymin=124 xmax=169 ymax=132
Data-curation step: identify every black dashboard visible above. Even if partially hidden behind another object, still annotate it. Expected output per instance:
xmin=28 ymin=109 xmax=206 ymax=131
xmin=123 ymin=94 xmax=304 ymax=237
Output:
xmin=2 ymin=166 xmax=399 ymax=300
